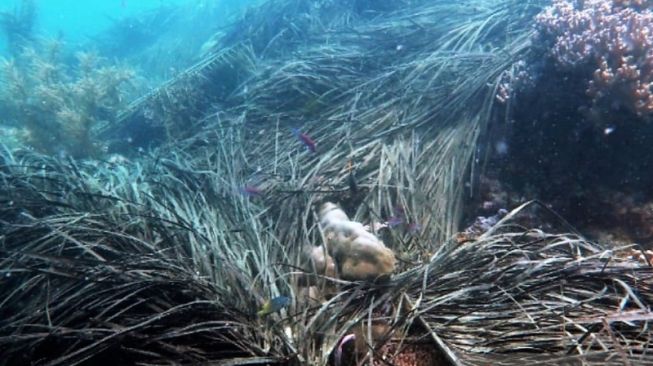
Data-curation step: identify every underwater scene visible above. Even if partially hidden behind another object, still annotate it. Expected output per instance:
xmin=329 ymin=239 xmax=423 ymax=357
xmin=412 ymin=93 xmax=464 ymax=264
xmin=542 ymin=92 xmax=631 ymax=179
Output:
xmin=1 ymin=0 xmax=652 ymax=365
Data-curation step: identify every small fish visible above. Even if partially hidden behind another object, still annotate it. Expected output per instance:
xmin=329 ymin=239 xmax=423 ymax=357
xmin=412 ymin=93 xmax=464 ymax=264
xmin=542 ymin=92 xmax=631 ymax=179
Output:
xmin=240 ymin=185 xmax=263 ymax=197
xmin=386 ymin=206 xmax=405 ymax=227
xmin=386 ymin=215 xmax=403 ymax=228
xmin=257 ymin=296 xmax=291 ymax=317
xmin=292 ymin=128 xmax=317 ymax=153
xmin=604 ymin=125 xmax=616 ymax=135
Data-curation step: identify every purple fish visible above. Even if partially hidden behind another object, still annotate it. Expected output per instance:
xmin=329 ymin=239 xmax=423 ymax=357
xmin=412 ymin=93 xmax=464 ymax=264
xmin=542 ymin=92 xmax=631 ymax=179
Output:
xmin=240 ymin=185 xmax=263 ymax=197
xmin=386 ymin=215 xmax=404 ymax=227
xmin=292 ymin=128 xmax=317 ymax=153
xmin=386 ymin=206 xmax=406 ymax=227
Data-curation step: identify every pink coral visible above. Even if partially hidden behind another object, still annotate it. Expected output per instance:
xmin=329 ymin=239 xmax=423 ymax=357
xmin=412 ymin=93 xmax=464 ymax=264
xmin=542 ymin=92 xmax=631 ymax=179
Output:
xmin=536 ymin=0 xmax=653 ymax=116
xmin=613 ymin=0 xmax=653 ymax=9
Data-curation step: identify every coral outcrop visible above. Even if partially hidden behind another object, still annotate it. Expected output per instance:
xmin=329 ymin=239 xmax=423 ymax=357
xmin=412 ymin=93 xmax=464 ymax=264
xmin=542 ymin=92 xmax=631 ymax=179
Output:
xmin=536 ymin=0 xmax=653 ymax=118
xmin=302 ymin=244 xmax=336 ymax=280
xmin=318 ymin=202 xmax=396 ymax=282
xmin=297 ymin=243 xmax=338 ymax=303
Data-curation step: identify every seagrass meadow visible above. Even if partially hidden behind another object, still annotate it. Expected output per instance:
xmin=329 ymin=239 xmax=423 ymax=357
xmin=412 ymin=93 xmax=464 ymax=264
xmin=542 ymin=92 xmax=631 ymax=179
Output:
xmin=2 ymin=0 xmax=653 ymax=365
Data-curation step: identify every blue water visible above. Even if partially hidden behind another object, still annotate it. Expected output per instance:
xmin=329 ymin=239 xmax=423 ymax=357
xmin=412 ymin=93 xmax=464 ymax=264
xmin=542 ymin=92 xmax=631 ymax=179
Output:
xmin=0 ymin=0 xmax=186 ymax=54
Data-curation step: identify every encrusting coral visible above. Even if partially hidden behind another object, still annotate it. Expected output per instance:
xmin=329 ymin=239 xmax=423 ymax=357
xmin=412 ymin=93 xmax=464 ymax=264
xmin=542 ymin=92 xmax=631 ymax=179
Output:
xmin=318 ymin=202 xmax=396 ymax=282
xmin=0 ymin=41 xmax=133 ymax=158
